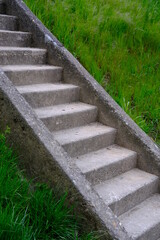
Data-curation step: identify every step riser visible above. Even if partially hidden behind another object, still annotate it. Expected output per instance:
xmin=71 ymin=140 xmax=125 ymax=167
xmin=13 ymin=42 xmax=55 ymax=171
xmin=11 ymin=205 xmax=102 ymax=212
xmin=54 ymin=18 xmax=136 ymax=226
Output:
xmin=0 ymin=3 xmax=159 ymax=240
xmin=0 ymin=32 xmax=32 ymax=47
xmin=21 ymin=88 xmax=80 ymax=108
xmin=0 ymin=3 xmax=5 ymax=14
xmin=0 ymin=16 xmax=17 ymax=31
xmin=4 ymin=68 xmax=63 ymax=85
xmin=110 ymin=179 xmax=159 ymax=217
xmin=40 ymin=108 xmax=98 ymax=131
xmin=62 ymin=131 xmax=116 ymax=157
xmin=0 ymin=50 xmax=46 ymax=65
xmin=119 ymin=194 xmax=160 ymax=240
xmin=85 ymin=154 xmax=137 ymax=185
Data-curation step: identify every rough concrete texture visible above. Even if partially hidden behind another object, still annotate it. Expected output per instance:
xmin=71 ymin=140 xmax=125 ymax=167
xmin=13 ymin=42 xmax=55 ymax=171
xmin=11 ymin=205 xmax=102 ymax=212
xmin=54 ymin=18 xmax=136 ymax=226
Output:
xmin=94 ymin=169 xmax=159 ymax=216
xmin=35 ymin=102 xmax=98 ymax=131
xmin=53 ymin=123 xmax=117 ymax=157
xmin=0 ymin=47 xmax=46 ymax=65
xmin=0 ymin=14 xmax=17 ymax=30
xmin=75 ymin=145 xmax=137 ymax=184
xmin=0 ymin=65 xmax=63 ymax=85
xmin=0 ymin=30 xmax=32 ymax=47
xmin=17 ymin=83 xmax=80 ymax=108
xmin=6 ymin=0 xmax=160 ymax=178
xmin=119 ymin=194 xmax=160 ymax=240
xmin=0 ymin=72 xmax=128 ymax=240
xmin=0 ymin=1 xmax=159 ymax=240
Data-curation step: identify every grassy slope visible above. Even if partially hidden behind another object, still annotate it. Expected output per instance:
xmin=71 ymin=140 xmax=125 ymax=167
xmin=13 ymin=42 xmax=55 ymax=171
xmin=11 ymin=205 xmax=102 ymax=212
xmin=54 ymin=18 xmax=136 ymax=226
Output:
xmin=0 ymin=130 xmax=96 ymax=240
xmin=24 ymin=0 xmax=160 ymax=145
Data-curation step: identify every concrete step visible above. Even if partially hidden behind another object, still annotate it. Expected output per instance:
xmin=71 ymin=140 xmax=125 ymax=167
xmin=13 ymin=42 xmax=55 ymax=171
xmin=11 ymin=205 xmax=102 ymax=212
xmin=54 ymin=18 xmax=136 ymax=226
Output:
xmin=75 ymin=145 xmax=137 ymax=185
xmin=35 ymin=102 xmax=98 ymax=131
xmin=0 ymin=30 xmax=32 ymax=47
xmin=0 ymin=47 xmax=47 ymax=65
xmin=1 ymin=65 xmax=62 ymax=85
xmin=119 ymin=194 xmax=160 ymax=240
xmin=94 ymin=169 xmax=159 ymax=216
xmin=0 ymin=14 xmax=17 ymax=31
xmin=0 ymin=3 xmax=5 ymax=14
xmin=16 ymin=83 xmax=80 ymax=108
xmin=53 ymin=122 xmax=116 ymax=157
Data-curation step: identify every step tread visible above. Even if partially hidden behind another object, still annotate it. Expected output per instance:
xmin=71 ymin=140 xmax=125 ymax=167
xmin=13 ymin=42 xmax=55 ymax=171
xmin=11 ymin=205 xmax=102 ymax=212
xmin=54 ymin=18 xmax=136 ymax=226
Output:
xmin=0 ymin=46 xmax=46 ymax=52
xmin=94 ymin=169 xmax=158 ymax=206
xmin=35 ymin=102 xmax=97 ymax=119
xmin=53 ymin=122 xmax=116 ymax=146
xmin=0 ymin=13 xmax=17 ymax=19
xmin=75 ymin=144 xmax=137 ymax=174
xmin=16 ymin=83 xmax=79 ymax=94
xmin=0 ymin=29 xmax=31 ymax=35
xmin=0 ymin=65 xmax=62 ymax=71
xmin=119 ymin=194 xmax=160 ymax=240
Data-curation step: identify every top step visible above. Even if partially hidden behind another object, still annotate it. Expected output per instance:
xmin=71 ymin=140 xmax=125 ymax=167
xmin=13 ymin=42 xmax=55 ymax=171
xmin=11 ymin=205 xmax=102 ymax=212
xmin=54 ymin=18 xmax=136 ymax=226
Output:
xmin=0 ymin=14 xmax=18 ymax=31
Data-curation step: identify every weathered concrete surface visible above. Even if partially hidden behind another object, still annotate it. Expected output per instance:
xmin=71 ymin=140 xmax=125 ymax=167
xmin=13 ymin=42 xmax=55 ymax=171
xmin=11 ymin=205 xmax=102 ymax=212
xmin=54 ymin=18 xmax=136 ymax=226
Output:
xmin=53 ymin=123 xmax=117 ymax=157
xmin=75 ymin=145 xmax=137 ymax=184
xmin=0 ymin=71 xmax=131 ymax=240
xmin=16 ymin=83 xmax=80 ymax=108
xmin=6 ymin=0 xmax=160 ymax=179
xmin=0 ymin=14 xmax=17 ymax=30
xmin=35 ymin=102 xmax=98 ymax=131
xmin=0 ymin=30 xmax=32 ymax=47
xmin=1 ymin=1 xmax=160 ymax=239
xmin=94 ymin=169 xmax=159 ymax=216
xmin=0 ymin=47 xmax=46 ymax=65
xmin=0 ymin=65 xmax=63 ymax=85
xmin=119 ymin=194 xmax=160 ymax=240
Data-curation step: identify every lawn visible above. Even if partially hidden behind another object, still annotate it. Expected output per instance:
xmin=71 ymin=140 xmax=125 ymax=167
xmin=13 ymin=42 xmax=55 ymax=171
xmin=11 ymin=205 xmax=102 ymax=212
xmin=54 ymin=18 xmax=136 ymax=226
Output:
xmin=24 ymin=0 xmax=160 ymax=145
xmin=0 ymin=129 xmax=97 ymax=240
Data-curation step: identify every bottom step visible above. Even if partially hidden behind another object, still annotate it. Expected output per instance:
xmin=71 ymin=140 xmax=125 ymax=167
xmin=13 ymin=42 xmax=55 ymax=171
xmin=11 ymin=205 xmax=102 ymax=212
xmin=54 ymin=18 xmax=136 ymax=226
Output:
xmin=119 ymin=194 xmax=160 ymax=240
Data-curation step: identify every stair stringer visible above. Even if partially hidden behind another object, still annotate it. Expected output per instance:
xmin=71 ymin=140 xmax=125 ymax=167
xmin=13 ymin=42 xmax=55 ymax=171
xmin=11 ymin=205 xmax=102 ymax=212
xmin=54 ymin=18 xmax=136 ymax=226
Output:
xmin=6 ymin=0 xmax=160 ymax=179
xmin=0 ymin=71 xmax=131 ymax=240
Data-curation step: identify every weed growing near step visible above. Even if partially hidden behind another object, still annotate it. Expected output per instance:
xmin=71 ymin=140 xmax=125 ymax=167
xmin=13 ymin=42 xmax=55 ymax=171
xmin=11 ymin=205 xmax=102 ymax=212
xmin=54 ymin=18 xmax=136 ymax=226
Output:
xmin=0 ymin=130 xmax=97 ymax=240
xmin=24 ymin=0 xmax=160 ymax=145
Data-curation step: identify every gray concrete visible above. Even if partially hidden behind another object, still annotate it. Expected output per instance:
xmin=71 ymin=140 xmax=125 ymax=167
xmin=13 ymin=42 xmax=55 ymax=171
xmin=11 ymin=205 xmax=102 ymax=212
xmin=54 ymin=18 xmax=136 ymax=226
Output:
xmin=0 ymin=30 xmax=32 ymax=47
xmin=119 ymin=194 xmax=160 ymax=240
xmin=1 ymin=1 xmax=159 ymax=239
xmin=0 ymin=14 xmax=17 ymax=31
xmin=53 ymin=123 xmax=117 ymax=157
xmin=75 ymin=145 xmax=137 ymax=185
xmin=6 ymin=0 xmax=160 ymax=179
xmin=0 ymin=47 xmax=47 ymax=65
xmin=0 ymin=71 xmax=127 ymax=240
xmin=0 ymin=65 xmax=63 ymax=85
xmin=17 ymin=83 xmax=80 ymax=108
xmin=94 ymin=169 xmax=159 ymax=216
xmin=35 ymin=102 xmax=98 ymax=131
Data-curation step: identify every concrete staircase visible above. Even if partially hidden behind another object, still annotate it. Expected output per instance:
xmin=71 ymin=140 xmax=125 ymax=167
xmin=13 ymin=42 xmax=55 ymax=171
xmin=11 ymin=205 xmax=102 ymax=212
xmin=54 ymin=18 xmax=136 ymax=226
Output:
xmin=0 ymin=3 xmax=160 ymax=240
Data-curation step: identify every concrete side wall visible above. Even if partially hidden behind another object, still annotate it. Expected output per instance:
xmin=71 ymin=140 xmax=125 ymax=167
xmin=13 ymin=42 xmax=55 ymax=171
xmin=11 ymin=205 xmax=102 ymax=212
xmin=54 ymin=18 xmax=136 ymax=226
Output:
xmin=6 ymin=0 xmax=160 ymax=178
xmin=0 ymin=71 xmax=131 ymax=239
xmin=1 ymin=0 xmax=160 ymax=238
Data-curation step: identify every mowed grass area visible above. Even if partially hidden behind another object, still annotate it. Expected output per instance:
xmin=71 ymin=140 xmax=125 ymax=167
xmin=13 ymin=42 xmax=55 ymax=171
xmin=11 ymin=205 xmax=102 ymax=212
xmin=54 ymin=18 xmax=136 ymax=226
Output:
xmin=24 ymin=0 xmax=160 ymax=145
xmin=0 ymin=130 xmax=97 ymax=240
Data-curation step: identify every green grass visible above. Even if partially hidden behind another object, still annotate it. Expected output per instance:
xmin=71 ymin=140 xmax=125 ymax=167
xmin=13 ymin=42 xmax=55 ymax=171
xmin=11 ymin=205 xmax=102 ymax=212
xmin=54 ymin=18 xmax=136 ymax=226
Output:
xmin=0 ymin=129 xmax=97 ymax=240
xmin=24 ymin=0 xmax=160 ymax=145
